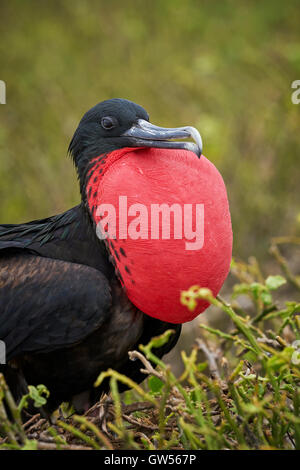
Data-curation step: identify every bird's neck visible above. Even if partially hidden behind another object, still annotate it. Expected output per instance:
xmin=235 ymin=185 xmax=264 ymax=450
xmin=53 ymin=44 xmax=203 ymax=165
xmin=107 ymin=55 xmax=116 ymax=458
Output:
xmin=83 ymin=147 xmax=142 ymax=287
xmin=84 ymin=147 xmax=140 ymax=224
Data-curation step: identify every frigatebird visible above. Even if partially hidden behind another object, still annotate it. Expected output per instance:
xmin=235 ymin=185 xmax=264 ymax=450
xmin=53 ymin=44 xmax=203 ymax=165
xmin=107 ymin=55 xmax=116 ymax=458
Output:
xmin=0 ymin=99 xmax=205 ymax=415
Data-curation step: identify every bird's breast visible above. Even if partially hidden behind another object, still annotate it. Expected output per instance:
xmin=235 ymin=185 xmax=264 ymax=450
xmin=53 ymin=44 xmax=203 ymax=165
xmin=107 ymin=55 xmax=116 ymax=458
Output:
xmin=86 ymin=147 xmax=232 ymax=323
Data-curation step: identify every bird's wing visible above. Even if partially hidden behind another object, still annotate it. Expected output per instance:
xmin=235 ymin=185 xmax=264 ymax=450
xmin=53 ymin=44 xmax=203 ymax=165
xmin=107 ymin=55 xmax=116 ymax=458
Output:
xmin=0 ymin=204 xmax=112 ymax=275
xmin=0 ymin=206 xmax=79 ymax=249
xmin=0 ymin=252 xmax=111 ymax=361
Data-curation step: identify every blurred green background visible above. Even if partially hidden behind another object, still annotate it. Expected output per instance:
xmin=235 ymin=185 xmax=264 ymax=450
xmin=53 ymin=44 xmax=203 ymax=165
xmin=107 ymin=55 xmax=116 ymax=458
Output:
xmin=0 ymin=0 xmax=299 ymax=259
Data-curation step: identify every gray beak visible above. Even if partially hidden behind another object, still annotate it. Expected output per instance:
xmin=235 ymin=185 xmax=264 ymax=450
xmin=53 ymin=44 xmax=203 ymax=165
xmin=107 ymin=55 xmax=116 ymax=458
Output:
xmin=122 ymin=119 xmax=203 ymax=158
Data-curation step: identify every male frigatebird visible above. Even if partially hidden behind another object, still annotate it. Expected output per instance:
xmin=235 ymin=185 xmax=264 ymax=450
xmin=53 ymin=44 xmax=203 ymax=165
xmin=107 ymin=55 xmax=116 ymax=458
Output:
xmin=0 ymin=99 xmax=232 ymax=415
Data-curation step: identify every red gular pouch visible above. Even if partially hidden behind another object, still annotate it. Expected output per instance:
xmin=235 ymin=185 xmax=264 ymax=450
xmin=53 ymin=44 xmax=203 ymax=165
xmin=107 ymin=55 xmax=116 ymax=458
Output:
xmin=86 ymin=147 xmax=232 ymax=323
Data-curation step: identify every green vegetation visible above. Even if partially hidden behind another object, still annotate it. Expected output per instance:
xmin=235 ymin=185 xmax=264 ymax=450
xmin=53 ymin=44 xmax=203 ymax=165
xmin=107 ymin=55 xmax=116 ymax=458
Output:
xmin=0 ymin=237 xmax=299 ymax=450
xmin=0 ymin=0 xmax=299 ymax=258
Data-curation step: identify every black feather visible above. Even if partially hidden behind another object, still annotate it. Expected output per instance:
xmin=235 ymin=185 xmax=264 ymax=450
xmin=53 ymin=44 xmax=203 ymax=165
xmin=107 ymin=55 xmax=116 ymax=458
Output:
xmin=0 ymin=99 xmax=181 ymax=415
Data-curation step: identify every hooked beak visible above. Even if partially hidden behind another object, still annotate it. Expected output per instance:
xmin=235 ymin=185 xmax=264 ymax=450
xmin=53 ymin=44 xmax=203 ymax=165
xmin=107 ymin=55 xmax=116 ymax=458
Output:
xmin=122 ymin=119 xmax=202 ymax=158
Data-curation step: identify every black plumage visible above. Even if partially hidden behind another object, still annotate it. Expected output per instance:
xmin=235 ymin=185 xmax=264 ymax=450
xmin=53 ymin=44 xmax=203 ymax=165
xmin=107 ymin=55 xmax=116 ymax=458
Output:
xmin=0 ymin=98 xmax=203 ymax=415
xmin=0 ymin=204 xmax=180 ymax=413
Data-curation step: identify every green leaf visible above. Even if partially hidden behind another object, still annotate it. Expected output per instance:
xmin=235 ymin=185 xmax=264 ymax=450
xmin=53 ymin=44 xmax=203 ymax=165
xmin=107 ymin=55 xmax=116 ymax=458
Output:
xmin=261 ymin=290 xmax=272 ymax=305
xmin=21 ymin=440 xmax=38 ymax=450
xmin=250 ymin=282 xmax=265 ymax=299
xmin=148 ymin=376 xmax=164 ymax=394
xmin=265 ymin=275 xmax=287 ymax=291
xmin=197 ymin=362 xmax=208 ymax=372
xmin=28 ymin=384 xmax=50 ymax=408
xmin=146 ymin=330 xmax=175 ymax=349
xmin=232 ymin=283 xmax=251 ymax=298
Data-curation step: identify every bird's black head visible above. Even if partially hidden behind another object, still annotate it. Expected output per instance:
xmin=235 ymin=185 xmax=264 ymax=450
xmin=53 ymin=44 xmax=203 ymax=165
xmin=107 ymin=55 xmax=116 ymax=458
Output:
xmin=69 ymin=98 xmax=202 ymax=190
xmin=69 ymin=99 xmax=149 ymax=168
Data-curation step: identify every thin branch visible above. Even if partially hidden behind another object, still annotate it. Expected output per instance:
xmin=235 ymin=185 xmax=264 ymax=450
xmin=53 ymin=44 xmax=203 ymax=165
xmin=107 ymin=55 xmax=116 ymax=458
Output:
xmin=128 ymin=350 xmax=165 ymax=381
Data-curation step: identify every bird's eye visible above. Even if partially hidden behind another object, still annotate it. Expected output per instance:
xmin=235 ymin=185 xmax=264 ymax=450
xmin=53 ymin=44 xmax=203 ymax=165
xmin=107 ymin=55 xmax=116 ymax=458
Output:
xmin=101 ymin=116 xmax=117 ymax=130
